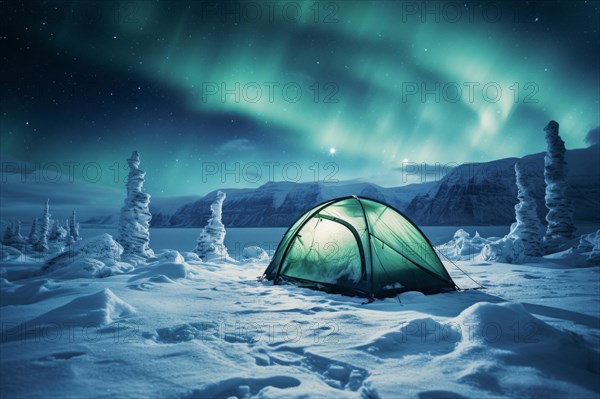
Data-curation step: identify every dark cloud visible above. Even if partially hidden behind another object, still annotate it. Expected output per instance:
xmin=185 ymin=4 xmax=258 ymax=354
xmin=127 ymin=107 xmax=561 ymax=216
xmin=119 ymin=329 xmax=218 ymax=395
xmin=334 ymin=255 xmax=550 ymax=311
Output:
xmin=585 ymin=126 xmax=600 ymax=146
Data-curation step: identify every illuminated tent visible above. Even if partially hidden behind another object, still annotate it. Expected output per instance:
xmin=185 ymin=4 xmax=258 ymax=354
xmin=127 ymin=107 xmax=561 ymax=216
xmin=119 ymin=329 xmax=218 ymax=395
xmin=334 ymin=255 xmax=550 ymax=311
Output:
xmin=263 ymin=196 xmax=457 ymax=298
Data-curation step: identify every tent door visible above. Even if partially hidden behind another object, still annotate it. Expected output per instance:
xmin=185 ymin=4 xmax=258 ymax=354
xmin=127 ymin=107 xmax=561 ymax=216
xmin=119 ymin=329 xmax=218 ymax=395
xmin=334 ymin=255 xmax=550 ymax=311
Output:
xmin=313 ymin=213 xmax=367 ymax=282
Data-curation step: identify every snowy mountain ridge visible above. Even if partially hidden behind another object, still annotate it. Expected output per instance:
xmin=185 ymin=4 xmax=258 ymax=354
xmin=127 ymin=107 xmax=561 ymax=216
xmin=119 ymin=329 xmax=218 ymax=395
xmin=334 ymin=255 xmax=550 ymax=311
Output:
xmin=160 ymin=181 xmax=435 ymax=228
xmin=405 ymin=145 xmax=599 ymax=225
xmin=77 ymin=145 xmax=600 ymax=228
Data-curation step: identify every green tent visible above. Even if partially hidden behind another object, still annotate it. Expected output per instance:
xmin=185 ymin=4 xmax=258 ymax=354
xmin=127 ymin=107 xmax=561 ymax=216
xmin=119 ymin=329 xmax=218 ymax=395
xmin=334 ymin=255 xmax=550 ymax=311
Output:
xmin=263 ymin=196 xmax=457 ymax=299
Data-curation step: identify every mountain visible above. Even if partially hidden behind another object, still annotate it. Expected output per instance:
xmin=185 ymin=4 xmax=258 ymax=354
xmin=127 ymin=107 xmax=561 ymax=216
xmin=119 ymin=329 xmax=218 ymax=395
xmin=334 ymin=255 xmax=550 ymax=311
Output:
xmin=159 ymin=181 xmax=435 ymax=228
xmin=404 ymin=145 xmax=600 ymax=225
xmin=82 ymin=146 xmax=599 ymax=228
xmin=149 ymin=195 xmax=201 ymax=226
xmin=82 ymin=195 xmax=200 ymax=227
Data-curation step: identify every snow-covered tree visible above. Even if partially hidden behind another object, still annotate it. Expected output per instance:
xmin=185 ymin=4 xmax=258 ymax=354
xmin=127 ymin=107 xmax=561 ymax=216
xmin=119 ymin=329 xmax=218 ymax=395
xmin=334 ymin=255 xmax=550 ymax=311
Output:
xmin=65 ymin=217 xmax=72 ymax=244
xmin=28 ymin=217 xmax=38 ymax=245
xmin=14 ymin=221 xmax=22 ymax=240
xmin=34 ymin=199 xmax=50 ymax=252
xmin=543 ymin=120 xmax=576 ymax=251
xmin=118 ymin=151 xmax=154 ymax=260
xmin=194 ymin=191 xmax=229 ymax=261
xmin=69 ymin=210 xmax=80 ymax=242
xmin=508 ymin=162 xmax=544 ymax=256
xmin=2 ymin=222 xmax=25 ymax=249
xmin=8 ymin=221 xmax=26 ymax=250
xmin=49 ymin=219 xmax=68 ymax=242
xmin=3 ymin=224 xmax=13 ymax=244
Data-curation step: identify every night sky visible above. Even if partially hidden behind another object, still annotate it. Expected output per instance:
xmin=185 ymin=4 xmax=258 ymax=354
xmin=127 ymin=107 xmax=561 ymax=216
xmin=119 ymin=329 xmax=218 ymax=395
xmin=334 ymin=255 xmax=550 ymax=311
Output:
xmin=1 ymin=0 xmax=599 ymax=199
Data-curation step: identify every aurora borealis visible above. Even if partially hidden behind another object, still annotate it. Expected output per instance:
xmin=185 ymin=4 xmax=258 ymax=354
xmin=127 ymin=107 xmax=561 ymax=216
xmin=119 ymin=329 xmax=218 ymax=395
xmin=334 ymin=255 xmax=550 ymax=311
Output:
xmin=1 ymin=0 xmax=599 ymax=199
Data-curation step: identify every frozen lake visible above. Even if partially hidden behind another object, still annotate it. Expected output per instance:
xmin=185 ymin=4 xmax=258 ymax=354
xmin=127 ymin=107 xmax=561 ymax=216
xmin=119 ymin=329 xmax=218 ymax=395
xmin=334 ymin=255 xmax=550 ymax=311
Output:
xmin=81 ymin=226 xmax=513 ymax=255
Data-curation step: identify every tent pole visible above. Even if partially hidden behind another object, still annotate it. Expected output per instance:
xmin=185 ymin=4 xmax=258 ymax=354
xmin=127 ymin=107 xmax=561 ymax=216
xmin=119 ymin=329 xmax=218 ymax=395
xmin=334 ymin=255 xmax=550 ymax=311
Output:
xmin=355 ymin=196 xmax=375 ymax=300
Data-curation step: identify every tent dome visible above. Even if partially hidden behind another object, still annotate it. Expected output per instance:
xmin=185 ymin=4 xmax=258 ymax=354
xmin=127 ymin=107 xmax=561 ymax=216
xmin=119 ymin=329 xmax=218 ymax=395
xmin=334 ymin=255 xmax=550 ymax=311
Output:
xmin=263 ymin=196 xmax=457 ymax=298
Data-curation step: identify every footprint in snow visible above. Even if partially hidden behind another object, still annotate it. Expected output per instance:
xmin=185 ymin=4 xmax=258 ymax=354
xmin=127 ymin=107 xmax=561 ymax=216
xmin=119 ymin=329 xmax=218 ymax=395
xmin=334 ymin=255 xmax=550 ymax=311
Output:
xmin=34 ymin=351 xmax=86 ymax=365
xmin=260 ymin=346 xmax=369 ymax=391
xmin=183 ymin=376 xmax=301 ymax=399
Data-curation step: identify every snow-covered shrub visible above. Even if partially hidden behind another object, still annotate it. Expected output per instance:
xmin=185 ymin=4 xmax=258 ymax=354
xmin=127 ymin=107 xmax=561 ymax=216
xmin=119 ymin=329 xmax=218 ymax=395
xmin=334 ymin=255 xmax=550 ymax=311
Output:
xmin=194 ymin=191 xmax=231 ymax=261
xmin=242 ymin=246 xmax=269 ymax=261
xmin=481 ymin=236 xmax=525 ymax=264
xmin=117 ymin=151 xmax=154 ymax=261
xmin=577 ymin=230 xmax=600 ymax=265
xmin=41 ymin=234 xmax=132 ymax=278
xmin=543 ymin=120 xmax=576 ymax=251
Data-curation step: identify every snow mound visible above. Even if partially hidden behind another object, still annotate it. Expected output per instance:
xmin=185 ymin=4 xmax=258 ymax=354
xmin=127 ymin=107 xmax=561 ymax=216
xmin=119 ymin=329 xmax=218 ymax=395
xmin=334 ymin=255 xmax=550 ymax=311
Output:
xmin=185 ymin=376 xmax=301 ymax=399
xmin=0 ymin=244 xmax=23 ymax=261
xmin=43 ymin=233 xmax=123 ymax=267
xmin=438 ymin=229 xmax=525 ymax=263
xmin=453 ymin=302 xmax=599 ymax=376
xmin=2 ymin=289 xmax=135 ymax=342
xmin=148 ymin=275 xmax=175 ymax=283
xmin=576 ymin=229 xmax=600 ymax=265
xmin=181 ymin=251 xmax=201 ymax=262
xmin=480 ymin=236 xmax=525 ymax=264
xmin=39 ymin=288 xmax=135 ymax=325
xmin=154 ymin=249 xmax=185 ymax=264
xmin=40 ymin=234 xmax=133 ymax=278
xmin=441 ymin=229 xmax=600 ymax=266
xmin=398 ymin=291 xmax=426 ymax=302
xmin=128 ymin=252 xmax=191 ymax=282
xmin=360 ymin=301 xmax=598 ymax=375
xmin=359 ymin=316 xmax=458 ymax=358
xmin=460 ymin=302 xmax=600 ymax=373
xmin=0 ymin=279 xmax=68 ymax=306
xmin=437 ymin=230 xmax=491 ymax=261
xmin=242 ymin=246 xmax=269 ymax=261
xmin=151 ymin=322 xmax=211 ymax=343
xmin=148 ymin=263 xmax=188 ymax=279
xmin=45 ymin=258 xmax=134 ymax=279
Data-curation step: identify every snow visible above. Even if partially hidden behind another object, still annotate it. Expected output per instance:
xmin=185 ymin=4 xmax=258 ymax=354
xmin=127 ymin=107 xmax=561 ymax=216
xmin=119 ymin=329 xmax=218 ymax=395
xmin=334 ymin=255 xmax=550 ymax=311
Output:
xmin=40 ymin=233 xmax=131 ymax=279
xmin=1 ymin=230 xmax=599 ymax=398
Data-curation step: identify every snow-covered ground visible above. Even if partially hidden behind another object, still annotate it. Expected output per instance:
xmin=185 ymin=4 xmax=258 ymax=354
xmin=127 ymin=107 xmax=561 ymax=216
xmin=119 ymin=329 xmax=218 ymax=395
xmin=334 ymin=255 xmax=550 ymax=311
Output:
xmin=1 ymin=230 xmax=599 ymax=398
